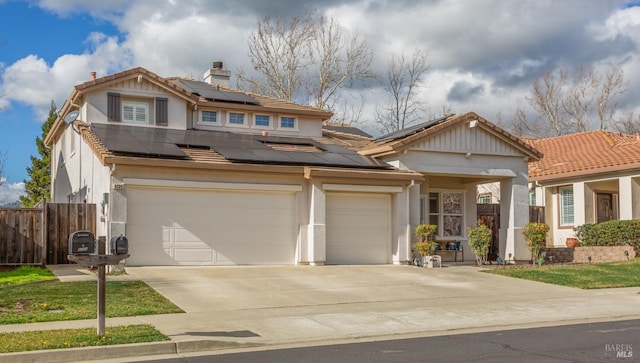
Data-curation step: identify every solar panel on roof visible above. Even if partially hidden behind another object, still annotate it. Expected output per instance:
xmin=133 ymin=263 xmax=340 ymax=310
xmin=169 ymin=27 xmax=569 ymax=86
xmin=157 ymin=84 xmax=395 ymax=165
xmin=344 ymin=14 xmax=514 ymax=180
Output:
xmin=178 ymin=79 xmax=259 ymax=105
xmin=375 ymin=115 xmax=452 ymax=142
xmin=91 ymin=123 xmax=391 ymax=168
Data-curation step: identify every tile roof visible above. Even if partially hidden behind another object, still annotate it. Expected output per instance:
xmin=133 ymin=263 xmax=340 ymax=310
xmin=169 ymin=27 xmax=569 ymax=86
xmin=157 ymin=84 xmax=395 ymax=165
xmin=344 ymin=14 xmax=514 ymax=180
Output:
xmin=526 ymin=130 xmax=640 ymax=181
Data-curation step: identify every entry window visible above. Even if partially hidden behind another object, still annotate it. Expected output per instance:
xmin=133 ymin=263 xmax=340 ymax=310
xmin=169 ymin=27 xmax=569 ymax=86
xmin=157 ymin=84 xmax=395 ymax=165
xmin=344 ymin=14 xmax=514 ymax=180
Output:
xmin=426 ymin=191 xmax=465 ymax=238
xmin=559 ymin=186 xmax=574 ymax=227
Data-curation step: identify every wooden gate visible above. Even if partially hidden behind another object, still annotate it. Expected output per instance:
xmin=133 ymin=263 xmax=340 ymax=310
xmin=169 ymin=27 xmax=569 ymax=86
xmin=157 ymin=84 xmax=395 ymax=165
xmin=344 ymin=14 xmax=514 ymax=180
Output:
xmin=477 ymin=204 xmax=500 ymax=260
xmin=0 ymin=200 xmax=96 ymax=265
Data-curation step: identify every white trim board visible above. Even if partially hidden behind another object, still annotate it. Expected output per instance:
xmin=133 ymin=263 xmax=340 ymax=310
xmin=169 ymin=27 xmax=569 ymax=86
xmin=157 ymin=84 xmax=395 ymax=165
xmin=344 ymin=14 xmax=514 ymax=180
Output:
xmin=122 ymin=178 xmax=303 ymax=192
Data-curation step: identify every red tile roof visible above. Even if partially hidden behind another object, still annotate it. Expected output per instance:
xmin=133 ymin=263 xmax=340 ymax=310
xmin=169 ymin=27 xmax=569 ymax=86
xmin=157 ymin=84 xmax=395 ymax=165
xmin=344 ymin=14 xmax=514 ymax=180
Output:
xmin=526 ymin=130 xmax=640 ymax=182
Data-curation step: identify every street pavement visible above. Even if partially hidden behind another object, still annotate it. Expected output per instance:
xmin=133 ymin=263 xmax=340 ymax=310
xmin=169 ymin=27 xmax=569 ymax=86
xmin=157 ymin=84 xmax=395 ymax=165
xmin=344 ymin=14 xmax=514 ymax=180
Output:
xmin=1 ymin=263 xmax=639 ymax=362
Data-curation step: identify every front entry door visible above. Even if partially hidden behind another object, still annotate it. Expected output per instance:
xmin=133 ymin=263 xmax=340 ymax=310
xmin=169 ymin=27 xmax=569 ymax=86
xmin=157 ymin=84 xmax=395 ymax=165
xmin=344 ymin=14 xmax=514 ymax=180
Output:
xmin=596 ymin=193 xmax=613 ymax=223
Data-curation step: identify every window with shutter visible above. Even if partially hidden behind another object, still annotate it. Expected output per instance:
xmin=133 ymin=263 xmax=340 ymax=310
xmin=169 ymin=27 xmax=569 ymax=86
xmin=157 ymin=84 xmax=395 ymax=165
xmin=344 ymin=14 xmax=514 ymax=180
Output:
xmin=155 ymin=98 xmax=168 ymax=126
xmin=122 ymin=101 xmax=149 ymax=124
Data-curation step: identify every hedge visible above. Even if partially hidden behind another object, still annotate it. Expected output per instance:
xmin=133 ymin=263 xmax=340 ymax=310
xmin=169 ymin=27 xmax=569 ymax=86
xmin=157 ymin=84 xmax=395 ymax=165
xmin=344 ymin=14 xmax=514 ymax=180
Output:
xmin=574 ymin=220 xmax=640 ymax=250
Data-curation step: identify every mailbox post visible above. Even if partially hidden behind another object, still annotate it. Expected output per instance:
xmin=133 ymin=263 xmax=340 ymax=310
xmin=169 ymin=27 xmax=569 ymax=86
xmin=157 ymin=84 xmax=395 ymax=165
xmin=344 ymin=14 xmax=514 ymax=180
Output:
xmin=68 ymin=231 xmax=129 ymax=336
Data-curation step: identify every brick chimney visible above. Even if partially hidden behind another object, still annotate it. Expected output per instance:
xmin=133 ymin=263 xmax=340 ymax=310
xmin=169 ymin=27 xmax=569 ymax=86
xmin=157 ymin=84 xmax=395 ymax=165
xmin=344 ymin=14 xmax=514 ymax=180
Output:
xmin=91 ymin=71 xmax=97 ymax=81
xmin=203 ymin=61 xmax=231 ymax=87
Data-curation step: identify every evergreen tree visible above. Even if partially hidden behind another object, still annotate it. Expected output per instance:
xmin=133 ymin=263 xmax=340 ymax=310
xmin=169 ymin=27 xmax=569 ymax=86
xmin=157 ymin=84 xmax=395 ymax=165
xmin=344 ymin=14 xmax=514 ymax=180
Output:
xmin=20 ymin=101 xmax=56 ymax=207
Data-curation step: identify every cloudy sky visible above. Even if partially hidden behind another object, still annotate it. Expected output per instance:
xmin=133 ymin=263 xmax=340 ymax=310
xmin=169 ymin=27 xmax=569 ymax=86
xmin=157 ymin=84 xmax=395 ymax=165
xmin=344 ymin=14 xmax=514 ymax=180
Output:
xmin=1 ymin=0 xmax=639 ymax=205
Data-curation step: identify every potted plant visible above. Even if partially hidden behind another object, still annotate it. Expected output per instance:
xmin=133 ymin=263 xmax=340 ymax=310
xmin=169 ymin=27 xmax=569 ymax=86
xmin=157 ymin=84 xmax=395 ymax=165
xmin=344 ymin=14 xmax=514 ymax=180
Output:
xmin=522 ymin=222 xmax=550 ymax=263
xmin=413 ymin=224 xmax=438 ymax=265
xmin=467 ymin=223 xmax=492 ymax=266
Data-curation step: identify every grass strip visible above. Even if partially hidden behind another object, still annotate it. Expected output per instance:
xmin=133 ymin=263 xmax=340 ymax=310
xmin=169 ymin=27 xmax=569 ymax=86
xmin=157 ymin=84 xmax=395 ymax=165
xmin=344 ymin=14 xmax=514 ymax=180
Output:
xmin=0 ymin=266 xmax=57 ymax=286
xmin=0 ymin=324 xmax=168 ymax=353
xmin=484 ymin=258 xmax=640 ymax=289
xmin=0 ymin=281 xmax=184 ymax=324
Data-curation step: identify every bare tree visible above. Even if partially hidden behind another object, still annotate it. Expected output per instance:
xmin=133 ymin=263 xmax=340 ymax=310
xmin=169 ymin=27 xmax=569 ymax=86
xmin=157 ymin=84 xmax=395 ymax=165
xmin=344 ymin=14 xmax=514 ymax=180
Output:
xmin=513 ymin=65 xmax=628 ymax=138
xmin=237 ymin=13 xmax=315 ymax=100
xmin=614 ymin=112 xmax=640 ymax=135
xmin=237 ymin=12 xmax=375 ymax=115
xmin=375 ymin=49 xmax=430 ymax=134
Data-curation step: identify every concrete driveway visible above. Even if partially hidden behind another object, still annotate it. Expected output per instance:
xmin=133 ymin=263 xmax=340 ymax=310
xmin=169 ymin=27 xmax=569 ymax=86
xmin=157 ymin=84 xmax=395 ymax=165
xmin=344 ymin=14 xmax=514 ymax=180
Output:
xmin=126 ymin=265 xmax=640 ymax=346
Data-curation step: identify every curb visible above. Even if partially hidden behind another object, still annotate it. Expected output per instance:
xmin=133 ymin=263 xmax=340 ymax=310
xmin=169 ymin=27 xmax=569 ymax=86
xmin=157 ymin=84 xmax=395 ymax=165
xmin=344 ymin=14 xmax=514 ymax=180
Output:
xmin=0 ymin=340 xmax=263 ymax=363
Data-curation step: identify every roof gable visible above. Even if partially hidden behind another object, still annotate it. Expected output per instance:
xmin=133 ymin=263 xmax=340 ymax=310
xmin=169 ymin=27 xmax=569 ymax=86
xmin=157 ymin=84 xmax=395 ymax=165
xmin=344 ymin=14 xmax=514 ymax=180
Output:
xmin=527 ymin=130 xmax=640 ymax=181
xmin=360 ymin=112 xmax=542 ymax=160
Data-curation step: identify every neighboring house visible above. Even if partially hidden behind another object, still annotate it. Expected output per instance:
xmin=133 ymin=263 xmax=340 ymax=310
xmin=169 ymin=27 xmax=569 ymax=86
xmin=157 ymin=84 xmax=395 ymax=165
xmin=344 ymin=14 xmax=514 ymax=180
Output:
xmin=527 ymin=131 xmax=640 ymax=246
xmin=44 ymin=64 xmax=540 ymax=265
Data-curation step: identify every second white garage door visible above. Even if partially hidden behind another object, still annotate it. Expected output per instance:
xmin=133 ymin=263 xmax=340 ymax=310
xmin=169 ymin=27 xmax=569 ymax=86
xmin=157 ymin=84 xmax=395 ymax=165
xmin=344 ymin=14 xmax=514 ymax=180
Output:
xmin=326 ymin=192 xmax=391 ymax=264
xmin=126 ymin=187 xmax=296 ymax=266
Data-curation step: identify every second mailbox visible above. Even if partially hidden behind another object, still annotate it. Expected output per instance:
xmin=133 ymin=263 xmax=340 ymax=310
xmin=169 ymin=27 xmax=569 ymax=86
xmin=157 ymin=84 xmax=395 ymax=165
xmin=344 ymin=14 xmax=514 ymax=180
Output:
xmin=110 ymin=235 xmax=129 ymax=255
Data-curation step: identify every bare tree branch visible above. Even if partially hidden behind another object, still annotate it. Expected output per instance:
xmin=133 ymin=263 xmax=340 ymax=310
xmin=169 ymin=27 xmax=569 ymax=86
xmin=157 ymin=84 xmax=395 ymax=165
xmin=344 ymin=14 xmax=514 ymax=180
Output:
xmin=614 ymin=111 xmax=640 ymax=135
xmin=512 ymin=65 xmax=629 ymax=138
xmin=237 ymin=12 xmax=375 ymax=117
xmin=375 ymin=49 xmax=430 ymax=134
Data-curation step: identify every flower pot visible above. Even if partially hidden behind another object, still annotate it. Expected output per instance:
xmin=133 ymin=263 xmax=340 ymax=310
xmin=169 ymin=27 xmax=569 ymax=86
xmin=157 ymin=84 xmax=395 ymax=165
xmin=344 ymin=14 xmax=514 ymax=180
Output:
xmin=566 ymin=237 xmax=579 ymax=248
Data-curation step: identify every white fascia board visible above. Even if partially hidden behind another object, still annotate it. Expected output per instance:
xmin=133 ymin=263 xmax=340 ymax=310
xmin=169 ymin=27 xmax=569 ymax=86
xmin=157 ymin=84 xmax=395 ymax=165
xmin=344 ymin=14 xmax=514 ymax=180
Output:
xmin=416 ymin=165 xmax=517 ymax=178
xmin=122 ymin=178 xmax=302 ymax=192
xmin=322 ymin=184 xmax=403 ymax=193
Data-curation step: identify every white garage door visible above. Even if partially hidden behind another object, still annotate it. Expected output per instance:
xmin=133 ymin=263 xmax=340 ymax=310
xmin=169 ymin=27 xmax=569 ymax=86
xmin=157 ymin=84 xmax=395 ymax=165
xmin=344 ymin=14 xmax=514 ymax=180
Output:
xmin=126 ymin=187 xmax=296 ymax=266
xmin=326 ymin=192 xmax=391 ymax=264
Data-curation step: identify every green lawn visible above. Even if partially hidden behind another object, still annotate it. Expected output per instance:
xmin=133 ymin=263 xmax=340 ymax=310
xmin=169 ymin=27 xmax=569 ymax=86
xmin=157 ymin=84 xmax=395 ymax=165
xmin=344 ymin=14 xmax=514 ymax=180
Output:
xmin=0 ymin=267 xmax=181 ymax=353
xmin=484 ymin=258 xmax=640 ymax=289
xmin=0 ymin=280 xmax=184 ymax=324
xmin=0 ymin=324 xmax=168 ymax=353
xmin=0 ymin=266 xmax=57 ymax=286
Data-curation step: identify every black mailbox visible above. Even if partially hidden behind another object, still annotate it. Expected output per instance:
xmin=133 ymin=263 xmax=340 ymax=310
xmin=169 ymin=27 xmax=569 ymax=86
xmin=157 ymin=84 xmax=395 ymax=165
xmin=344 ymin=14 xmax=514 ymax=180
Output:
xmin=69 ymin=231 xmax=96 ymax=254
xmin=110 ymin=235 xmax=129 ymax=255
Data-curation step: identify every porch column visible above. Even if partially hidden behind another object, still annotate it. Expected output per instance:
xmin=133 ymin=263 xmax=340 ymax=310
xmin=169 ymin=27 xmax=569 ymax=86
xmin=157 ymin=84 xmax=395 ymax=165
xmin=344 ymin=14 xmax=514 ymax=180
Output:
xmin=394 ymin=186 xmax=412 ymax=264
xmin=619 ymin=176 xmax=640 ymax=220
xmin=307 ymin=182 xmax=326 ymax=265
xmin=500 ymin=174 xmax=529 ymax=261
xmin=573 ymin=182 xmax=586 ymax=226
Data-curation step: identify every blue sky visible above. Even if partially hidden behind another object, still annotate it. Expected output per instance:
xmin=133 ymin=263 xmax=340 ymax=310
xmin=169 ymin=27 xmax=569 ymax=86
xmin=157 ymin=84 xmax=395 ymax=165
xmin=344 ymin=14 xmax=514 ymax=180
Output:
xmin=1 ymin=0 xmax=639 ymax=205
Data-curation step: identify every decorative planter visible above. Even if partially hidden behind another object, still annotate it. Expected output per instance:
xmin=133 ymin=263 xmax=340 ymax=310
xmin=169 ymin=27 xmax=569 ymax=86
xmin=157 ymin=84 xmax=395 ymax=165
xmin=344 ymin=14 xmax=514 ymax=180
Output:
xmin=566 ymin=237 xmax=579 ymax=248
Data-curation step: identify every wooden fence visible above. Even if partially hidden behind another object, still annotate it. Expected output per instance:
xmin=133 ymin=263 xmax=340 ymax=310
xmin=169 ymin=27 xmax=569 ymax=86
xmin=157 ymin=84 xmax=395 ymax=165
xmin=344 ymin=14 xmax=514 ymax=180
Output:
xmin=0 ymin=201 xmax=96 ymax=265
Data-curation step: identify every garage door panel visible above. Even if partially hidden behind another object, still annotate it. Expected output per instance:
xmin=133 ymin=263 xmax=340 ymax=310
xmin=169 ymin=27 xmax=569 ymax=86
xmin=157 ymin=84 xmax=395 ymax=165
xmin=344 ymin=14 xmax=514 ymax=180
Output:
xmin=326 ymin=192 xmax=391 ymax=265
xmin=127 ymin=187 xmax=296 ymax=266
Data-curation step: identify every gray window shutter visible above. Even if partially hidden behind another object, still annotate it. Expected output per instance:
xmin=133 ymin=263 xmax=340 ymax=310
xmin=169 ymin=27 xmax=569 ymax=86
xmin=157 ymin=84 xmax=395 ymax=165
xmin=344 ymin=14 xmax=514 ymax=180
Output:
xmin=108 ymin=93 xmax=121 ymax=122
xmin=155 ymin=97 xmax=168 ymax=126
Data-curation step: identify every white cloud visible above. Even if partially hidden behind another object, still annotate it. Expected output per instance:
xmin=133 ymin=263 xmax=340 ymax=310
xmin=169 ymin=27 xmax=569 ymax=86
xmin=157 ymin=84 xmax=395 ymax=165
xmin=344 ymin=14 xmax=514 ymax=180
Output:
xmin=0 ymin=179 xmax=24 ymax=206
xmin=2 ymin=0 xmax=639 ymax=129
xmin=1 ymin=34 xmax=131 ymax=120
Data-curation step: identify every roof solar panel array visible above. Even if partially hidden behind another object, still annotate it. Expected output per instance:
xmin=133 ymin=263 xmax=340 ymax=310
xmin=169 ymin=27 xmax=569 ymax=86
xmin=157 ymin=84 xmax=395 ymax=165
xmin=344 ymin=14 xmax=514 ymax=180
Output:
xmin=91 ymin=124 xmax=391 ymax=169
xmin=178 ymin=79 xmax=259 ymax=105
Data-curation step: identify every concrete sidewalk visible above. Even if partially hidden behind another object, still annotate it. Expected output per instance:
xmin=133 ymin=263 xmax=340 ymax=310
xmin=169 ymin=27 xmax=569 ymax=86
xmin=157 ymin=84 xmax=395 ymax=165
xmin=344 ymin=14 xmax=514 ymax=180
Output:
xmin=1 ymin=264 xmax=639 ymax=362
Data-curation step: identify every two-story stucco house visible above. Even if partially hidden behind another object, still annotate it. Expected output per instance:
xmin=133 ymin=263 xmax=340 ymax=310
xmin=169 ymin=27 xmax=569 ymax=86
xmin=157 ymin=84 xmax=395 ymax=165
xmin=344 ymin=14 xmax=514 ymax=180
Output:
xmin=44 ymin=63 xmax=540 ymax=266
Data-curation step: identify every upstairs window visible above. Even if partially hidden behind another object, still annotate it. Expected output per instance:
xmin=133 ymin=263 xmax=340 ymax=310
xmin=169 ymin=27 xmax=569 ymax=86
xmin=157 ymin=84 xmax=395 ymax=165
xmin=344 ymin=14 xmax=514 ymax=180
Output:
xmin=279 ymin=116 xmax=296 ymax=129
xmin=201 ymin=111 xmax=218 ymax=123
xmin=122 ymin=101 xmax=148 ymax=124
xmin=478 ymin=194 xmax=491 ymax=204
xmin=228 ymin=112 xmax=246 ymax=126
xmin=255 ymin=114 xmax=271 ymax=127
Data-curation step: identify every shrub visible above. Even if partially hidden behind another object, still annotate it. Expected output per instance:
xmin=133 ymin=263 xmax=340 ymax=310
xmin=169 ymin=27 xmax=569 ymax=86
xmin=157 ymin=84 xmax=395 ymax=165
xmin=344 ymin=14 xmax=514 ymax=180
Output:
xmin=413 ymin=224 xmax=438 ymax=257
xmin=523 ymin=222 xmax=549 ymax=263
xmin=468 ymin=223 xmax=492 ymax=266
xmin=574 ymin=220 xmax=640 ymax=251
